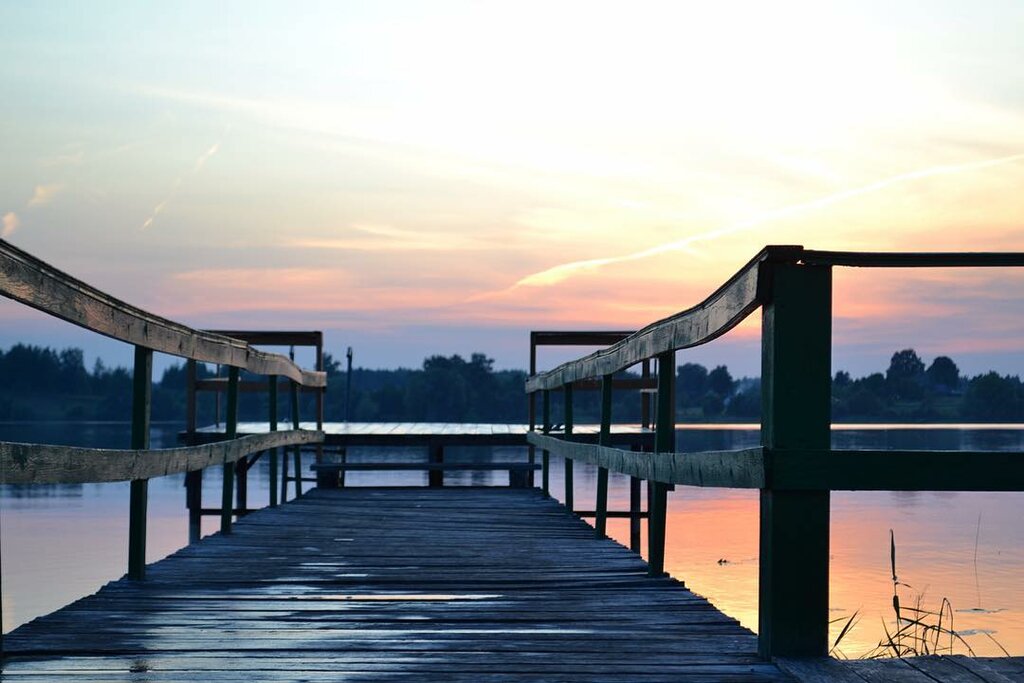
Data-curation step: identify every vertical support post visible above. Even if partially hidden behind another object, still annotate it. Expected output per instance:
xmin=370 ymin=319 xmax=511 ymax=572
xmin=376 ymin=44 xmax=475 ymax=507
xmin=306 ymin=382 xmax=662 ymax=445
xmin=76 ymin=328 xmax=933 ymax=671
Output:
xmin=564 ymin=383 xmax=574 ymax=512
xmin=127 ymin=345 xmax=152 ymax=581
xmin=641 ymin=360 xmax=651 ymax=429
xmin=759 ymin=262 xmax=832 ymax=659
xmin=184 ymin=359 xmax=201 ymax=544
xmin=429 ymin=443 xmax=444 ymax=487
xmin=235 ymin=457 xmax=248 ymax=516
xmin=268 ymin=376 xmax=279 ymax=507
xmin=594 ymin=374 xmax=612 ymax=538
xmin=629 ymin=472 xmax=642 ymax=552
xmin=541 ymin=390 xmax=551 ymax=494
xmin=220 ymin=366 xmax=239 ymax=535
xmin=649 ymin=350 xmax=674 ymax=577
xmin=291 ymin=380 xmax=302 ymax=497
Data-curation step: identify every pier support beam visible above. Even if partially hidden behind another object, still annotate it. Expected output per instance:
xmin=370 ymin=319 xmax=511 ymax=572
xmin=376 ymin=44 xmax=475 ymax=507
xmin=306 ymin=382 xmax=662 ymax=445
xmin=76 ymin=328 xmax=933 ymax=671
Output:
xmin=758 ymin=262 xmax=832 ymax=659
xmin=127 ymin=346 xmax=152 ymax=581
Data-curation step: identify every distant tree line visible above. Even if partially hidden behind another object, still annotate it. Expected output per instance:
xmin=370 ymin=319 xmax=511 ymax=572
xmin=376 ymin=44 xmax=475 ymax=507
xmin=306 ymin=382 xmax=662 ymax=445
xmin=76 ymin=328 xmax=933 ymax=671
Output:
xmin=1 ymin=343 xmax=1022 ymax=423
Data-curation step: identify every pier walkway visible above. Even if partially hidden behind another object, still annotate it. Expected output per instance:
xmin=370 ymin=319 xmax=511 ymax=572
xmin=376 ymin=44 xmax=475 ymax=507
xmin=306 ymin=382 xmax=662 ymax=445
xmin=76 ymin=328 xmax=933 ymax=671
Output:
xmin=3 ymin=487 xmax=785 ymax=682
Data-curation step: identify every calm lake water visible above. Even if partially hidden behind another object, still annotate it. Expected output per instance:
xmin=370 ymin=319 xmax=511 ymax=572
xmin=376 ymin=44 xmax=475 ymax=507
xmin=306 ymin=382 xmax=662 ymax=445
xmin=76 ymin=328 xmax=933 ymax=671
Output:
xmin=1 ymin=421 xmax=1022 ymax=659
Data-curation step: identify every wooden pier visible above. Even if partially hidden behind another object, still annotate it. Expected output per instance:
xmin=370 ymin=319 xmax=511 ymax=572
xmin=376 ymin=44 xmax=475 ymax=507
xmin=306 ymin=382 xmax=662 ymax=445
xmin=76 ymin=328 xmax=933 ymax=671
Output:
xmin=4 ymin=241 xmax=1024 ymax=681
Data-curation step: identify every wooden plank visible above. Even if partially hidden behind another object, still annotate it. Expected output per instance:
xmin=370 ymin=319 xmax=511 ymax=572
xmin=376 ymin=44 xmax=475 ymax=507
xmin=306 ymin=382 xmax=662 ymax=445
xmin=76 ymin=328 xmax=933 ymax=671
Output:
xmin=2 ymin=487 xmax=796 ymax=681
xmin=310 ymin=463 xmax=540 ymax=472
xmin=0 ymin=240 xmax=324 ymax=386
xmin=525 ymin=245 xmax=802 ymax=391
xmin=775 ymin=657 xmax=867 ymax=682
xmin=0 ymin=430 xmax=323 ymax=484
xmin=526 ymin=434 xmax=765 ymax=487
xmin=771 ymin=449 xmax=1024 ymax=492
xmin=799 ymin=250 xmax=1024 ymax=268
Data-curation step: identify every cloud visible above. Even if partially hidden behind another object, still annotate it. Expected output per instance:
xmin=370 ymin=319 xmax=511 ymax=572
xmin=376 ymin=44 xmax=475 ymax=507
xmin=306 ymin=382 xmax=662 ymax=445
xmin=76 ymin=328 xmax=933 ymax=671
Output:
xmin=1 ymin=212 xmax=19 ymax=238
xmin=27 ymin=184 xmax=63 ymax=207
xmin=506 ymin=152 xmax=1024 ymax=289
xmin=141 ymin=141 xmax=222 ymax=230
xmin=288 ymin=224 xmax=495 ymax=252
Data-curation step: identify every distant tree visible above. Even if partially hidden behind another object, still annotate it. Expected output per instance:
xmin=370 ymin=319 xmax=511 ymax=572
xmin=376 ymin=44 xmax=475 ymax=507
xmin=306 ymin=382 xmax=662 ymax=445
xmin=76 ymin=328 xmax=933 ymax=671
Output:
xmin=677 ymin=363 xmax=708 ymax=404
xmin=700 ymin=391 xmax=724 ymax=417
xmin=963 ymin=372 xmax=1021 ymax=421
xmin=926 ymin=356 xmax=960 ymax=393
xmin=834 ymin=370 xmax=852 ymax=388
xmin=887 ymin=349 xmax=925 ymax=400
xmin=707 ymin=365 xmax=734 ymax=397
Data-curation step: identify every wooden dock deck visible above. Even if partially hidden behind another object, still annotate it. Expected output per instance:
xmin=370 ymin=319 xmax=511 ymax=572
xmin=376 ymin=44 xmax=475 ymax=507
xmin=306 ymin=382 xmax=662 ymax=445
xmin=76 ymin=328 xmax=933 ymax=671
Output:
xmin=3 ymin=487 xmax=786 ymax=682
xmin=7 ymin=489 xmax=1021 ymax=682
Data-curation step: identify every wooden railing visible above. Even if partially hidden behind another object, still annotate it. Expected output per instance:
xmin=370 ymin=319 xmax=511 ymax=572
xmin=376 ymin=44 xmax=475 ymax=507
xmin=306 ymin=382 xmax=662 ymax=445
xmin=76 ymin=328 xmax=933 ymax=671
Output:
xmin=0 ymin=239 xmax=325 ymax=601
xmin=525 ymin=245 xmax=1024 ymax=659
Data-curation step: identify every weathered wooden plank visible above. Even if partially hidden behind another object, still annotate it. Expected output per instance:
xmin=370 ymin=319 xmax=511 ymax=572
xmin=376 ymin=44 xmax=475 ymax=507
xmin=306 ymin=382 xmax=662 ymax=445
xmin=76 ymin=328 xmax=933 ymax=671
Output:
xmin=525 ymin=246 xmax=802 ymax=391
xmin=0 ymin=239 xmax=324 ymax=386
xmin=799 ymin=250 xmax=1024 ymax=268
xmin=1 ymin=487 xmax=788 ymax=680
xmin=527 ymin=433 xmax=765 ymax=487
xmin=0 ymin=430 xmax=323 ymax=484
xmin=771 ymin=449 xmax=1024 ymax=491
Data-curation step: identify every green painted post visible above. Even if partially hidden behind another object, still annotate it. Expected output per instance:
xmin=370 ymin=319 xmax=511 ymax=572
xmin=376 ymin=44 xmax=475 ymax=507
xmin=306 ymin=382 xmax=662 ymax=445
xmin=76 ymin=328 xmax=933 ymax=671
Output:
xmin=758 ymin=262 xmax=832 ymax=659
xmin=220 ymin=366 xmax=239 ymax=535
xmin=291 ymin=381 xmax=302 ymax=497
xmin=269 ymin=376 xmax=279 ymax=507
xmin=595 ymin=374 xmax=612 ymax=537
xmin=563 ymin=383 xmax=574 ymax=511
xmin=542 ymin=390 xmax=551 ymax=494
xmin=127 ymin=345 xmax=152 ymax=581
xmin=649 ymin=350 xmax=674 ymax=577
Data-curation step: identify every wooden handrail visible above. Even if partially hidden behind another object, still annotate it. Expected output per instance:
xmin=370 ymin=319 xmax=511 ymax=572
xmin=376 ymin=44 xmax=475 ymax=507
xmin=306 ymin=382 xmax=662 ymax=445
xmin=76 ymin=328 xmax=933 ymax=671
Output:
xmin=0 ymin=430 xmax=323 ymax=484
xmin=525 ymin=245 xmax=801 ymax=392
xmin=526 ymin=246 xmax=1024 ymax=393
xmin=0 ymin=239 xmax=324 ymax=387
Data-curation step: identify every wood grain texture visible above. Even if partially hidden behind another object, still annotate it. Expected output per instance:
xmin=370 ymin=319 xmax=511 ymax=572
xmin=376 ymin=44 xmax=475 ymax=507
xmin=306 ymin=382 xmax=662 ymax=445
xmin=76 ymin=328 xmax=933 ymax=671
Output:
xmin=0 ymin=430 xmax=323 ymax=484
xmin=2 ymin=487 xmax=790 ymax=682
xmin=0 ymin=240 xmax=324 ymax=386
xmin=528 ymin=433 xmax=765 ymax=487
xmin=525 ymin=246 xmax=803 ymax=392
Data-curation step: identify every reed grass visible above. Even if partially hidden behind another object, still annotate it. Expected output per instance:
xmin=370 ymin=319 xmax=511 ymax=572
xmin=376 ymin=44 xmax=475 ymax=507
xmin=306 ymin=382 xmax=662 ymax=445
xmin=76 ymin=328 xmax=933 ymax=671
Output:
xmin=829 ymin=529 xmax=1005 ymax=659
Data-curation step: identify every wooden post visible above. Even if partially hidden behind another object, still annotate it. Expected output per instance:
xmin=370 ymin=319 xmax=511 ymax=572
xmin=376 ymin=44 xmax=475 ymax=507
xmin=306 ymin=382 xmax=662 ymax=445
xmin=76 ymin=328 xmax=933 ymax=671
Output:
xmin=235 ymin=457 xmax=248 ymax=516
xmin=758 ymin=262 xmax=832 ymax=659
xmin=220 ymin=366 xmax=239 ymax=535
xmin=641 ymin=359 xmax=651 ymax=429
xmin=291 ymin=380 xmax=302 ymax=497
xmin=184 ymin=359 xmax=201 ymax=543
xmin=127 ymin=345 xmax=152 ymax=581
xmin=268 ymin=376 xmax=279 ymax=507
xmin=541 ymin=390 xmax=551 ymax=495
xmin=594 ymin=374 xmax=612 ymax=538
xmin=280 ymin=424 xmax=290 ymax=504
xmin=649 ymin=350 xmax=674 ymax=577
xmin=564 ymin=383 xmax=574 ymax=512
xmin=429 ymin=443 xmax=444 ymax=487
xmin=629 ymin=472 xmax=642 ymax=552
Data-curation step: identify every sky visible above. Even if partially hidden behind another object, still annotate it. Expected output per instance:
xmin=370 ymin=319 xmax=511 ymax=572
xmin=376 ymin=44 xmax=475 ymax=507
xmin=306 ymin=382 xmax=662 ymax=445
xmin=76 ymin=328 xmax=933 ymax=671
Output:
xmin=2 ymin=1 xmax=1024 ymax=377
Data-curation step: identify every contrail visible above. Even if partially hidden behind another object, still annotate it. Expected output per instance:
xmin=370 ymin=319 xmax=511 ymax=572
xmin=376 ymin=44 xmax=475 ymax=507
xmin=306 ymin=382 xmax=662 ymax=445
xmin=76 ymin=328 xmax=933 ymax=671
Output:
xmin=141 ymin=141 xmax=222 ymax=230
xmin=511 ymin=152 xmax=1024 ymax=288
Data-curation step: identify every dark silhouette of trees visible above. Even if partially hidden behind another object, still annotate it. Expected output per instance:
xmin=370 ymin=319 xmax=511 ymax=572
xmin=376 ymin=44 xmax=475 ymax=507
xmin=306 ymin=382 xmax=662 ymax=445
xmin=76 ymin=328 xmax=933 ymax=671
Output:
xmin=3 ymin=343 xmax=1024 ymax=424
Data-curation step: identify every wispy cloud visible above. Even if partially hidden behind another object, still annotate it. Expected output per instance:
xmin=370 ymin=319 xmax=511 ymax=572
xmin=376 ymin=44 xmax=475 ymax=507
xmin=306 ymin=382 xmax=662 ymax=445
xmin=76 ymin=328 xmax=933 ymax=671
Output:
xmin=141 ymin=141 xmax=222 ymax=230
xmin=288 ymin=224 xmax=494 ymax=252
xmin=2 ymin=212 xmax=19 ymax=238
xmin=27 ymin=184 xmax=63 ymax=207
xmin=508 ymin=152 xmax=1024 ymax=289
